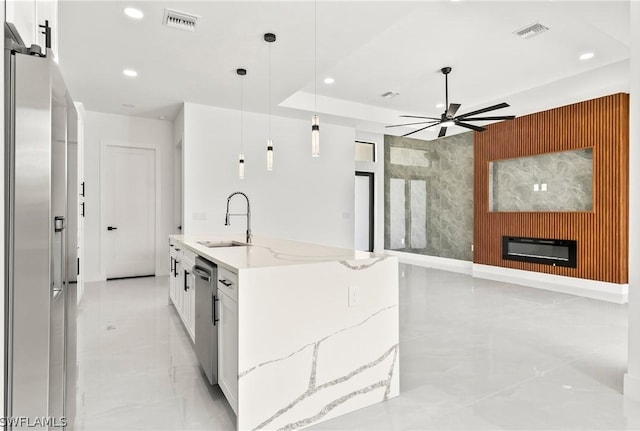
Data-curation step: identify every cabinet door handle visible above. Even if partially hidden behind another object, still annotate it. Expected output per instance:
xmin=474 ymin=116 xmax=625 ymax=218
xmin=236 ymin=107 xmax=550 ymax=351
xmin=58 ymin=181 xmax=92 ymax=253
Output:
xmin=218 ymin=279 xmax=232 ymax=287
xmin=170 ymin=257 xmax=174 ymax=273
xmin=212 ymin=295 xmax=219 ymax=325
xmin=193 ymin=267 xmax=211 ymax=282
xmin=81 ymin=202 xmax=85 ymax=217
xmin=184 ymin=270 xmax=190 ymax=291
xmin=107 ymin=226 xmax=118 ymax=231
xmin=174 ymin=261 xmax=179 ymax=277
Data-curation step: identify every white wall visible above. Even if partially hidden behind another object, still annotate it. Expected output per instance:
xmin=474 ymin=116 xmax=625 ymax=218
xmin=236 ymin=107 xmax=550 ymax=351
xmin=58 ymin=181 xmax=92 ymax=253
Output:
xmin=75 ymin=102 xmax=86 ymax=302
xmin=174 ymin=107 xmax=184 ymax=233
xmin=625 ymin=0 xmax=640 ymax=403
xmin=83 ymin=112 xmax=174 ymax=281
xmin=183 ymin=103 xmax=355 ymax=249
xmin=355 ymin=132 xmax=384 ymax=253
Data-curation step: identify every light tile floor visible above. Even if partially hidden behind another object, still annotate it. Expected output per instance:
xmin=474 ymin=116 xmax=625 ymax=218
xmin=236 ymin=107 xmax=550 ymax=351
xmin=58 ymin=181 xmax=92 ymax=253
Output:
xmin=76 ymin=264 xmax=639 ymax=430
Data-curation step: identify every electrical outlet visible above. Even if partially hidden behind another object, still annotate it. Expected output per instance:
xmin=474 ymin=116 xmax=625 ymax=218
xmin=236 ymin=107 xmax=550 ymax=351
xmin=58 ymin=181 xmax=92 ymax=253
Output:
xmin=348 ymin=285 xmax=360 ymax=307
xmin=533 ymin=184 xmax=539 ymax=192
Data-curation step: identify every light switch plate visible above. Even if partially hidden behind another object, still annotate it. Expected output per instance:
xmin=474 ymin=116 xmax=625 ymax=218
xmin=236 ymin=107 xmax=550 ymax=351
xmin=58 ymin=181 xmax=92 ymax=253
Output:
xmin=541 ymin=183 xmax=547 ymax=191
xmin=533 ymin=184 xmax=539 ymax=192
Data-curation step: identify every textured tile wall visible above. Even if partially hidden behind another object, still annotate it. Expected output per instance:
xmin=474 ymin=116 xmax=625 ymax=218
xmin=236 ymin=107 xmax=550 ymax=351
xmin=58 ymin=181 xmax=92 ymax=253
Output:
xmin=490 ymin=149 xmax=593 ymax=212
xmin=384 ymin=133 xmax=474 ymax=261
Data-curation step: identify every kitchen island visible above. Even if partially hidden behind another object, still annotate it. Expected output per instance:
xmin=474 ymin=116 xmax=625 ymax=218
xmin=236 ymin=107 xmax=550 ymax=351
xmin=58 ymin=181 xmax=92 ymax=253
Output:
xmin=168 ymin=234 xmax=399 ymax=430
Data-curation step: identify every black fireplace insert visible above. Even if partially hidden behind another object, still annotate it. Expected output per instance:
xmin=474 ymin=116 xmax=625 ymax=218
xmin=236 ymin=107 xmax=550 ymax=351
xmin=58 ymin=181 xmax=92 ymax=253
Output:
xmin=502 ymin=236 xmax=577 ymax=268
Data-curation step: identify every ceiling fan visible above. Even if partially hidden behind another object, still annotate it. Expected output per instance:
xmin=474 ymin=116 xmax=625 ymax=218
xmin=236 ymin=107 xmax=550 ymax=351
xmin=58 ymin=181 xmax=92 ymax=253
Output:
xmin=386 ymin=67 xmax=515 ymax=138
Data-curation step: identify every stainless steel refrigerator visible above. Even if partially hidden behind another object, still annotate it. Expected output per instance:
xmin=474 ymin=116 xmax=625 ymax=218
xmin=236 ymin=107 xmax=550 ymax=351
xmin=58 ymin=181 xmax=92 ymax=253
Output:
xmin=5 ymin=23 xmax=78 ymax=428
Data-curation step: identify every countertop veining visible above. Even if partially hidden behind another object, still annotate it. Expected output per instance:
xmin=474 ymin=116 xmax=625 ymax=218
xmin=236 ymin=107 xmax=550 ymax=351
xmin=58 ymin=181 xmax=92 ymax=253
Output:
xmin=169 ymin=234 xmax=379 ymax=271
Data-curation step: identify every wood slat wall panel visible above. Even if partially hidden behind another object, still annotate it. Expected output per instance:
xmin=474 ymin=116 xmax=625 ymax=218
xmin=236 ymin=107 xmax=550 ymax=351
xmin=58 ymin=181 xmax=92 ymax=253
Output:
xmin=473 ymin=93 xmax=629 ymax=283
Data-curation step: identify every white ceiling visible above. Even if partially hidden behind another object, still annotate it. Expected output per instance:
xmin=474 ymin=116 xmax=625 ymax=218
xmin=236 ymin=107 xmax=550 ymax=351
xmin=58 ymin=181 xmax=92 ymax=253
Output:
xmin=57 ymin=0 xmax=630 ymax=139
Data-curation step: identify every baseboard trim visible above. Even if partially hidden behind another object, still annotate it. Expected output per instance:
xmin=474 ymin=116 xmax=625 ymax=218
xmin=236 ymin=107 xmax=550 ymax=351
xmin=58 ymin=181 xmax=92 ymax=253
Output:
xmin=384 ymin=250 xmax=472 ymax=275
xmin=385 ymin=251 xmax=628 ymax=303
xmin=625 ymin=373 xmax=640 ymax=402
xmin=473 ymin=264 xmax=628 ymax=304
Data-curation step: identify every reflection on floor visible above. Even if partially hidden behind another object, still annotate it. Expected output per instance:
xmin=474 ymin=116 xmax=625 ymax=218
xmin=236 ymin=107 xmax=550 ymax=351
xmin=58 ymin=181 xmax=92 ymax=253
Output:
xmin=76 ymin=264 xmax=634 ymax=430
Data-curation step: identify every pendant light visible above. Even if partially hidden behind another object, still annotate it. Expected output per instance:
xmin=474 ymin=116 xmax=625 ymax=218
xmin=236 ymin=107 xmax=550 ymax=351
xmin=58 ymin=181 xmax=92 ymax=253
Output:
xmin=264 ymin=33 xmax=276 ymax=170
xmin=237 ymin=68 xmax=247 ymax=179
xmin=311 ymin=0 xmax=320 ymax=157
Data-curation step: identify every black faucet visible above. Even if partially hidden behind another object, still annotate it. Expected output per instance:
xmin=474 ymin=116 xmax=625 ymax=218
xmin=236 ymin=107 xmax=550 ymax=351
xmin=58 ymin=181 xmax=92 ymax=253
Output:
xmin=224 ymin=192 xmax=252 ymax=244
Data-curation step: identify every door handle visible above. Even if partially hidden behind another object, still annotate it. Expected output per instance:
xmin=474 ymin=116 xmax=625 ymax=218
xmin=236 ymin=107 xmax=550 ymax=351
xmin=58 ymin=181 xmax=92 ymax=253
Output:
xmin=107 ymin=226 xmax=118 ymax=231
xmin=212 ymin=295 xmax=219 ymax=325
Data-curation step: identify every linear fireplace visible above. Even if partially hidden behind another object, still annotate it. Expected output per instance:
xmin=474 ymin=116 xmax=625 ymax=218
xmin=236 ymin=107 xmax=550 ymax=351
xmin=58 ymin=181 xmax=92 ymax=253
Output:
xmin=502 ymin=236 xmax=577 ymax=268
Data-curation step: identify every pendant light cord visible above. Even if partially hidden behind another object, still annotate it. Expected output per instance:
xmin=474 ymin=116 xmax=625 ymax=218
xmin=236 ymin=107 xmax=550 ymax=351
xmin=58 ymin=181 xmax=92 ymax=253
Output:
xmin=269 ymin=43 xmax=272 ymax=137
xmin=240 ymin=74 xmax=244 ymax=154
xmin=314 ymin=0 xmax=317 ymax=113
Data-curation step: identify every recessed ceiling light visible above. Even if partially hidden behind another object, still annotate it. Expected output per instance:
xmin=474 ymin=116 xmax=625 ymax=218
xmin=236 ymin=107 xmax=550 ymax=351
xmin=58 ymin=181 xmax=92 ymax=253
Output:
xmin=122 ymin=103 xmax=135 ymax=108
xmin=124 ymin=7 xmax=144 ymax=19
xmin=159 ymin=116 xmax=166 ymax=120
xmin=123 ymin=69 xmax=138 ymax=77
xmin=436 ymin=103 xmax=445 ymax=109
xmin=324 ymin=77 xmax=335 ymax=85
xmin=579 ymin=52 xmax=594 ymax=61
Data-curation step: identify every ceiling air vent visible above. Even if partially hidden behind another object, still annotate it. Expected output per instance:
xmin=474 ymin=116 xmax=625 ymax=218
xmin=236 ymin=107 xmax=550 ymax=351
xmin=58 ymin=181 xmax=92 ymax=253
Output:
xmin=163 ymin=8 xmax=199 ymax=32
xmin=514 ymin=22 xmax=549 ymax=40
xmin=381 ymin=91 xmax=400 ymax=99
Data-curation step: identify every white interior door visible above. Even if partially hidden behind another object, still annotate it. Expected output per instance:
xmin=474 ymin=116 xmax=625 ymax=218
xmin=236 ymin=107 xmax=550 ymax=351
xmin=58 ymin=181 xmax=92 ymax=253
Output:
xmin=105 ymin=145 xmax=155 ymax=279
xmin=355 ymin=172 xmax=373 ymax=252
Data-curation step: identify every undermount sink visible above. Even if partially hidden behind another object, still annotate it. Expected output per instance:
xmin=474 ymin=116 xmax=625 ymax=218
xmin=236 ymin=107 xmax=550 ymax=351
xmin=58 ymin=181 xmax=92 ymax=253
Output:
xmin=197 ymin=240 xmax=249 ymax=248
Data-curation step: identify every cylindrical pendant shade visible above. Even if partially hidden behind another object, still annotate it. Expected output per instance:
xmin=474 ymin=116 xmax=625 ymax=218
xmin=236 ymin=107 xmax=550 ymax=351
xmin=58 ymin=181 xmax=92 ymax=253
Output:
xmin=311 ymin=115 xmax=320 ymax=157
xmin=267 ymin=138 xmax=274 ymax=171
xmin=238 ymin=153 xmax=245 ymax=179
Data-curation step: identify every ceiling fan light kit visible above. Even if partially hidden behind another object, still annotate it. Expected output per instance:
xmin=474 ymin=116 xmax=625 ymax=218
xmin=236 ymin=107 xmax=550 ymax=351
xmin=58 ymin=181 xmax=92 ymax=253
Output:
xmin=387 ymin=66 xmax=516 ymax=139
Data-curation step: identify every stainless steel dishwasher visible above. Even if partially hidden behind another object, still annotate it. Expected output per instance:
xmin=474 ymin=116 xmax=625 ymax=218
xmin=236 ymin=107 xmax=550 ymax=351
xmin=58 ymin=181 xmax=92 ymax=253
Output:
xmin=193 ymin=256 xmax=218 ymax=385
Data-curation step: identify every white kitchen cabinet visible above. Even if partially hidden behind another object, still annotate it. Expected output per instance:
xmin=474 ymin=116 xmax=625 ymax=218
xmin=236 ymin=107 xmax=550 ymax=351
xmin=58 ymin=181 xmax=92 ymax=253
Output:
xmin=217 ymin=287 xmax=238 ymax=414
xmin=181 ymin=250 xmax=196 ymax=340
xmin=6 ymin=0 xmax=58 ymax=57
xmin=189 ymin=270 xmax=196 ymax=336
xmin=168 ymin=242 xmax=178 ymax=305
xmin=174 ymin=255 xmax=183 ymax=314
xmin=180 ymin=266 xmax=195 ymax=340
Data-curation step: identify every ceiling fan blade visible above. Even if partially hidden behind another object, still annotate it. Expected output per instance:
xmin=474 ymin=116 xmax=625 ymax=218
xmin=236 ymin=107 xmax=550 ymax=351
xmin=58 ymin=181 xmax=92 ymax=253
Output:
xmin=438 ymin=127 xmax=447 ymax=138
xmin=456 ymin=122 xmax=486 ymax=132
xmin=401 ymin=122 xmax=441 ymax=137
xmin=456 ymin=102 xmax=510 ymax=119
xmin=446 ymin=103 xmax=461 ymax=118
xmin=459 ymin=115 xmax=516 ymax=121
xmin=400 ymin=115 xmax=441 ymax=120
xmin=385 ymin=120 xmax=438 ymax=128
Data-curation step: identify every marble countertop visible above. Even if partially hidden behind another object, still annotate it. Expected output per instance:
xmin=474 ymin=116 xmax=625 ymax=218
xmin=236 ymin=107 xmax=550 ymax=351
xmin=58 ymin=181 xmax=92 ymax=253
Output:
xmin=169 ymin=234 xmax=379 ymax=271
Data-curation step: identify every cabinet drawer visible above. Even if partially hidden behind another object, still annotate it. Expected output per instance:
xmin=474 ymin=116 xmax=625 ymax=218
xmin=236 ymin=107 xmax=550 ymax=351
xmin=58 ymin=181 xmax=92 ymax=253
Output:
xmin=217 ymin=267 xmax=238 ymax=302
